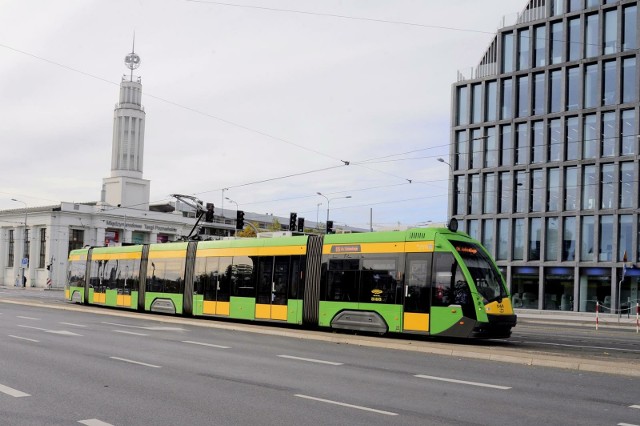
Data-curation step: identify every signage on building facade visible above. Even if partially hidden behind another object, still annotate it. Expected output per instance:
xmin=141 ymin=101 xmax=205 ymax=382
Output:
xmin=104 ymin=220 xmax=178 ymax=233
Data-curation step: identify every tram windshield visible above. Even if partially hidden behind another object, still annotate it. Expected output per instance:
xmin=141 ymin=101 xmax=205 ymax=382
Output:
xmin=451 ymin=241 xmax=506 ymax=303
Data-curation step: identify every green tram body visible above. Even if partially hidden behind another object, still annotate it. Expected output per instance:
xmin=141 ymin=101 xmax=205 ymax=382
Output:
xmin=65 ymin=227 xmax=517 ymax=338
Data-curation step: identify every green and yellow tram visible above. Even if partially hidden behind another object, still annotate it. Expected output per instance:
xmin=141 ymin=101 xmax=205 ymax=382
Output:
xmin=66 ymin=224 xmax=516 ymax=338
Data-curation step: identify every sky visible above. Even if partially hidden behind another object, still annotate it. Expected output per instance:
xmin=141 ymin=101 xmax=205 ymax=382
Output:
xmin=0 ymin=0 xmax=520 ymax=230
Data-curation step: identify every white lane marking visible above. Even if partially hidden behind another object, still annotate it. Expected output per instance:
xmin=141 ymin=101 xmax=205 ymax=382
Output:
xmin=295 ymin=394 xmax=397 ymax=416
xmin=278 ymin=355 xmax=343 ymax=366
xmin=618 ymin=423 xmax=639 ymax=426
xmin=0 ymin=383 xmax=30 ymax=397
xmin=109 ymin=357 xmax=161 ymax=368
xmin=182 ymin=340 xmax=230 ymax=349
xmin=17 ymin=316 xmax=39 ymax=320
xmin=112 ymin=330 xmax=148 ymax=336
xmin=630 ymin=405 xmax=640 ymax=409
xmin=102 ymin=322 xmax=184 ymax=331
xmin=78 ymin=419 xmax=114 ymax=426
xmin=17 ymin=325 xmax=82 ymax=336
xmin=415 ymin=374 xmax=511 ymax=390
xmin=59 ymin=322 xmax=87 ymax=328
xmin=9 ymin=335 xmax=39 ymax=343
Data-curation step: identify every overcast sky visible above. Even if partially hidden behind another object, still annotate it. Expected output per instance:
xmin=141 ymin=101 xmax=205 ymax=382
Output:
xmin=0 ymin=0 xmax=519 ymax=230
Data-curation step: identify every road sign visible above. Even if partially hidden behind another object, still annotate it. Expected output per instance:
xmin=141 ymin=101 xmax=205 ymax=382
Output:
xmin=21 ymin=258 xmax=28 ymax=268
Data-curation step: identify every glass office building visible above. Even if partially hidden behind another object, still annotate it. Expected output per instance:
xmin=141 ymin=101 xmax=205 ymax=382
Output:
xmin=450 ymin=0 xmax=639 ymax=313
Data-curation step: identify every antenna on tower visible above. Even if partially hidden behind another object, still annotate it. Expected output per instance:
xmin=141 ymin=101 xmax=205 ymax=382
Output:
xmin=124 ymin=32 xmax=141 ymax=82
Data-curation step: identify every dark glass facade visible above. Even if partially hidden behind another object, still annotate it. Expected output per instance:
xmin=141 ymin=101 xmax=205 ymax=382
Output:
xmin=450 ymin=0 xmax=640 ymax=313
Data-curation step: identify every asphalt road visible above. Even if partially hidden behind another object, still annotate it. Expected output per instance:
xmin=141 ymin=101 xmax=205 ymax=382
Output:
xmin=1 ymin=291 xmax=640 ymax=425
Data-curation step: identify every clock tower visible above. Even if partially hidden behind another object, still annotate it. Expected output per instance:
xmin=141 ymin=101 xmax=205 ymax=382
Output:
xmin=101 ymin=40 xmax=150 ymax=210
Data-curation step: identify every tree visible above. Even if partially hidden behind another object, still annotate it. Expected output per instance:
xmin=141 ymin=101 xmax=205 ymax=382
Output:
xmin=236 ymin=223 xmax=256 ymax=238
xmin=268 ymin=218 xmax=282 ymax=231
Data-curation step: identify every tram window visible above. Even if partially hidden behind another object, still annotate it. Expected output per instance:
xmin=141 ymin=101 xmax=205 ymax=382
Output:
xmin=432 ymin=252 xmax=471 ymax=307
xmin=230 ymin=256 xmax=256 ymax=297
xmin=147 ymin=258 xmax=185 ymax=294
xmin=113 ymin=259 xmax=139 ymax=294
xmin=68 ymin=261 xmax=86 ymax=287
xmin=360 ymin=256 xmax=400 ymax=304
xmin=194 ymin=257 xmax=218 ymax=299
xmin=288 ymin=256 xmax=303 ymax=299
xmin=327 ymin=258 xmax=359 ymax=302
xmin=217 ymin=257 xmax=232 ymax=301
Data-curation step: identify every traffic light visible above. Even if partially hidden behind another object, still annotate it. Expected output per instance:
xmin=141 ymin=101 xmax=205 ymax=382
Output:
xmin=205 ymin=203 xmax=214 ymax=222
xmin=236 ymin=210 xmax=245 ymax=230
xmin=289 ymin=212 xmax=297 ymax=230
xmin=297 ymin=217 xmax=305 ymax=232
xmin=326 ymin=220 xmax=334 ymax=234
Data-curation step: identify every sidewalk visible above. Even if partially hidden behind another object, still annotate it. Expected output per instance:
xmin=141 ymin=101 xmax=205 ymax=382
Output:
xmin=515 ymin=308 xmax=639 ymax=329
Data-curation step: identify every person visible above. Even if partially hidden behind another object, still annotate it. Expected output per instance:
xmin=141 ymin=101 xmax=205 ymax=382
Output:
xmin=23 ymin=274 xmax=27 ymax=287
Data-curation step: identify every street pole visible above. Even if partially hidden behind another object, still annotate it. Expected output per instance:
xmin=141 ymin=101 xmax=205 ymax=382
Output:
xmin=11 ymin=199 xmax=27 ymax=287
xmin=316 ymin=192 xmax=352 ymax=233
xmin=316 ymin=203 xmax=322 ymax=231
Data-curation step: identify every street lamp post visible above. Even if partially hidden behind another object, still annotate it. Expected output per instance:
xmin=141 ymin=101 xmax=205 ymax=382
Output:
xmin=316 ymin=192 xmax=352 ymax=232
xmin=11 ymin=198 xmax=27 ymax=287
xmin=316 ymin=203 xmax=322 ymax=231
xmin=225 ymin=197 xmax=238 ymax=236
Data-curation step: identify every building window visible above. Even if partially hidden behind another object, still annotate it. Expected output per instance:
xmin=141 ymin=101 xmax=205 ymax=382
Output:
xmin=497 ymin=219 xmax=509 ymax=261
xmin=568 ymin=0 xmax=582 ymax=12
xmin=533 ymin=72 xmax=546 ymax=115
xmin=582 ymin=164 xmax=597 ymax=209
xmin=552 ymin=0 xmax=565 ymax=16
xmin=583 ymin=114 xmax=597 ymax=159
xmin=517 ymin=75 xmax=530 ymax=117
xmin=566 ymin=116 xmax=579 ymax=160
xmin=567 ymin=66 xmax=580 ymax=111
xmin=568 ymin=17 xmax=582 ymax=61
xmin=501 ymin=78 xmax=513 ymax=119
xmin=455 ymin=130 xmax=468 ymax=170
xmin=532 ymin=121 xmax=545 ymax=164
xmin=499 ymin=171 xmax=512 ymax=213
xmin=515 ymin=170 xmax=528 ymax=213
xmin=565 ymin=166 xmax=578 ymax=210
xmin=586 ymin=0 xmax=599 ymax=8
xmin=563 ymin=216 xmax=576 ymax=261
xmin=485 ymin=80 xmax=497 ymax=122
xmin=500 ymin=124 xmax=513 ymax=166
xmin=23 ymin=229 xmax=30 ymax=260
xmin=602 ymin=60 xmax=617 ymax=106
xmin=546 ymin=218 xmax=559 ymax=261
xmin=470 ymin=174 xmax=481 ymax=214
xmin=585 ymin=14 xmax=599 ymax=58
xmin=550 ymin=69 xmax=562 ymax=113
xmin=549 ymin=118 xmax=562 ymax=161
xmin=601 ymin=112 xmax=616 ymax=157
xmin=622 ymin=57 xmax=637 ymax=103
xmin=581 ymin=216 xmax=595 ymax=261
xmin=455 ymin=175 xmax=467 ymax=215
xmin=482 ymin=219 xmax=494 ymax=256
xmin=601 ymin=163 xmax=615 ymax=209
xmin=516 ymin=122 xmax=529 ymax=165
xmin=619 ymin=162 xmax=634 ymax=208
xmin=534 ymin=25 xmax=546 ymax=67
xmin=530 ymin=170 xmax=544 ymax=212
xmin=599 ymin=215 xmax=614 ymax=262
xmin=456 ymin=86 xmax=468 ymax=126
xmin=529 ymin=218 xmax=542 ymax=261
xmin=502 ymin=32 xmax=514 ymax=73
xmin=513 ymin=218 xmax=525 ymax=260
xmin=467 ymin=219 xmax=479 ymax=241
xmin=551 ymin=21 xmax=564 ymax=64
xmin=471 ymin=128 xmax=483 ymax=169
xmin=471 ymin=84 xmax=482 ymax=124
xmin=619 ymin=215 xmax=633 ymax=262
xmin=8 ymin=230 xmax=14 ymax=267
xmin=69 ymin=229 xmax=84 ymax=254
xmin=548 ymin=168 xmax=560 ymax=211
xmin=584 ymin=63 xmax=598 ymax=109
xmin=484 ymin=173 xmax=496 ymax=214
xmin=623 ymin=5 xmax=637 ymax=51
xmin=621 ymin=109 xmax=636 ymax=155
xmin=485 ymin=127 xmax=497 ymax=167
xmin=39 ymin=229 xmax=46 ymax=269
xmin=603 ymin=9 xmax=617 ymax=55
xmin=518 ymin=28 xmax=530 ymax=70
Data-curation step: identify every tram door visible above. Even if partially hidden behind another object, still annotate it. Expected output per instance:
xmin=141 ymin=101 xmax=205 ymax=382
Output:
xmin=403 ymin=253 xmax=431 ymax=332
xmin=256 ymin=257 xmax=289 ymax=321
